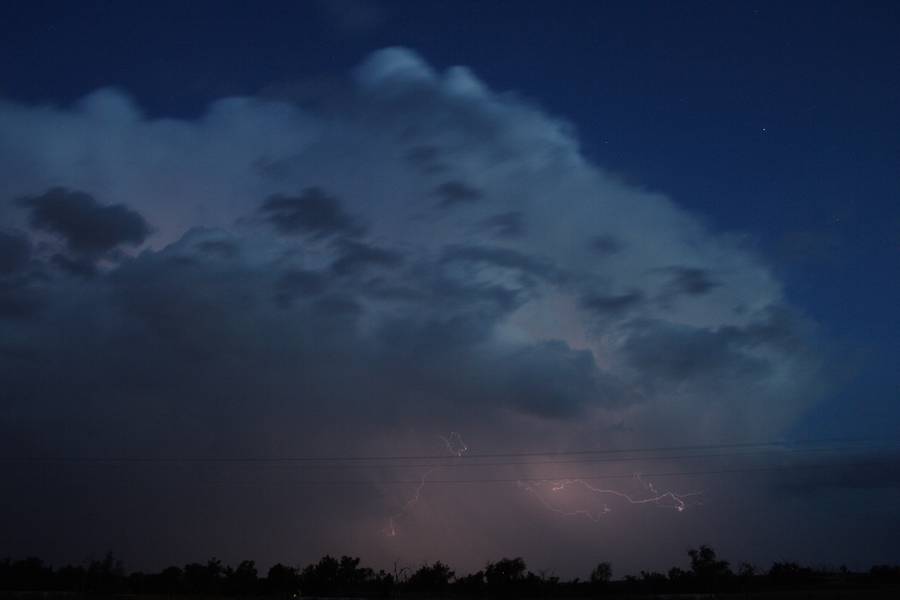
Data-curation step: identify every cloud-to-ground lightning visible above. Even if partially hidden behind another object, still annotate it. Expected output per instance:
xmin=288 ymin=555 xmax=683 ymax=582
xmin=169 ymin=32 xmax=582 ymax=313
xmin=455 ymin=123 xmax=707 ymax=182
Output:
xmin=384 ymin=467 xmax=436 ymax=537
xmin=384 ymin=432 xmax=468 ymax=537
xmin=519 ymin=472 xmax=702 ymax=522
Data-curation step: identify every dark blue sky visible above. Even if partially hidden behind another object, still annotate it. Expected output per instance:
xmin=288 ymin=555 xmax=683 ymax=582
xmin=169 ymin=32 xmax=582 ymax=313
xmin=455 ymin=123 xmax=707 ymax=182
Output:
xmin=1 ymin=0 xmax=899 ymax=573
xmin=4 ymin=0 xmax=895 ymax=435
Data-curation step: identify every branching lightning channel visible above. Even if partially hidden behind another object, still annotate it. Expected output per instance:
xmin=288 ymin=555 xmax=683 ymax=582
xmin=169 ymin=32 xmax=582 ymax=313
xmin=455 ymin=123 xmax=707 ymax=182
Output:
xmin=518 ymin=472 xmax=702 ymax=522
xmin=439 ymin=432 xmax=469 ymax=457
xmin=384 ymin=432 xmax=468 ymax=537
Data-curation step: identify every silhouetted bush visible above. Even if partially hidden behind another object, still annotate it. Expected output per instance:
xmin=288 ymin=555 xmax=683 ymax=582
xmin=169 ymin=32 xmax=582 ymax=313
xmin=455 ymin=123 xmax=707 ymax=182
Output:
xmin=2 ymin=545 xmax=899 ymax=597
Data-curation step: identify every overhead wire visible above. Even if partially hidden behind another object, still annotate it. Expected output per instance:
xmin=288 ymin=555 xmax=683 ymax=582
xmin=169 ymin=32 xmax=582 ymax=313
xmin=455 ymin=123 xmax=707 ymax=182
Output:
xmin=1 ymin=436 xmax=895 ymax=465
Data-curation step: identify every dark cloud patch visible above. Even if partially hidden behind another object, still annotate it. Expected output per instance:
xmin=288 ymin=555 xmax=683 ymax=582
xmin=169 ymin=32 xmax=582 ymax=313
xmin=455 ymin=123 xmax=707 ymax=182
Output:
xmin=621 ymin=321 xmax=744 ymax=383
xmin=406 ymin=144 xmax=445 ymax=174
xmin=17 ymin=187 xmax=151 ymax=256
xmin=0 ymin=231 xmax=31 ymax=274
xmin=589 ymin=234 xmax=623 ymax=255
xmin=0 ymin=279 xmax=39 ymax=320
xmin=374 ymin=278 xmax=524 ymax=352
xmin=253 ymin=156 xmax=294 ymax=181
xmin=580 ymin=290 xmax=644 ymax=316
xmin=311 ymin=294 xmax=363 ymax=319
xmin=656 ymin=266 xmax=719 ymax=301
xmin=0 ymin=232 xmax=41 ymax=318
xmin=275 ymin=269 xmax=329 ymax=308
xmin=619 ymin=314 xmax=804 ymax=387
xmin=482 ymin=211 xmax=524 ymax=238
xmin=195 ymin=239 xmax=240 ymax=260
xmin=495 ymin=341 xmax=614 ymax=418
xmin=0 ymin=343 xmax=40 ymax=364
xmin=666 ymin=266 xmax=719 ymax=295
xmin=331 ymin=239 xmax=404 ymax=275
xmin=106 ymin=249 xmax=265 ymax=356
xmin=260 ymin=187 xmax=364 ymax=238
xmin=50 ymin=253 xmax=98 ymax=278
xmin=431 ymin=277 xmax=525 ymax=318
xmin=434 ymin=180 xmax=482 ymax=208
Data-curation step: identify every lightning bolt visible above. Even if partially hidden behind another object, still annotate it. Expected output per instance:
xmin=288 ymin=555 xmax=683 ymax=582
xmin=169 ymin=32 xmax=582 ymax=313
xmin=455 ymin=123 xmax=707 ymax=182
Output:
xmin=384 ymin=432 xmax=468 ymax=537
xmin=439 ymin=431 xmax=469 ymax=457
xmin=382 ymin=434 xmax=700 ymax=533
xmin=384 ymin=466 xmax=436 ymax=537
xmin=519 ymin=473 xmax=701 ymax=521
xmin=518 ymin=480 xmax=613 ymax=522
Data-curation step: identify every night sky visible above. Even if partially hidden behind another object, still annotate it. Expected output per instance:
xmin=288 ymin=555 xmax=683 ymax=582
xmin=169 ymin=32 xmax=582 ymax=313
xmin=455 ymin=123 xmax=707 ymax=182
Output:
xmin=1 ymin=0 xmax=899 ymax=578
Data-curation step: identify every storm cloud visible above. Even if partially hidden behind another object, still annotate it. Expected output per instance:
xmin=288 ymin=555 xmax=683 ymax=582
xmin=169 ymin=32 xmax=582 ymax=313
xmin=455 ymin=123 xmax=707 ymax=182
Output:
xmin=18 ymin=187 xmax=151 ymax=255
xmin=0 ymin=48 xmax=837 ymax=575
xmin=260 ymin=187 xmax=365 ymax=238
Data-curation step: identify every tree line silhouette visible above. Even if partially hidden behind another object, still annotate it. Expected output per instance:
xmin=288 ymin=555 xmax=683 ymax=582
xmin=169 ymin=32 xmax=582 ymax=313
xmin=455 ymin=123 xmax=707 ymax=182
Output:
xmin=2 ymin=546 xmax=899 ymax=597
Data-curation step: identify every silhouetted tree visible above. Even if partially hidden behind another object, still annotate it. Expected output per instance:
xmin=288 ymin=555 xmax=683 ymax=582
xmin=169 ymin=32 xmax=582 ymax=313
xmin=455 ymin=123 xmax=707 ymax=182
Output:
xmin=736 ymin=561 xmax=757 ymax=592
xmin=338 ymin=555 xmax=373 ymax=591
xmin=0 ymin=557 xmax=53 ymax=590
xmin=299 ymin=555 xmax=375 ymax=597
xmin=768 ymin=561 xmax=813 ymax=587
xmin=590 ymin=561 xmax=612 ymax=586
xmin=126 ymin=570 xmax=148 ymax=594
xmin=870 ymin=564 xmax=900 ymax=584
xmin=638 ymin=570 xmax=667 ymax=593
xmin=485 ymin=557 xmax=526 ymax=586
xmin=454 ymin=570 xmax=485 ymax=596
xmin=266 ymin=563 xmax=299 ymax=597
xmin=300 ymin=555 xmax=339 ymax=596
xmin=664 ymin=566 xmax=688 ymax=593
xmin=484 ymin=558 xmax=526 ymax=597
xmin=57 ymin=564 xmax=89 ymax=592
xmin=371 ymin=570 xmax=396 ymax=599
xmin=85 ymin=552 xmax=125 ymax=593
xmin=688 ymin=545 xmax=731 ymax=579
xmin=687 ymin=544 xmax=732 ymax=591
xmin=184 ymin=559 xmax=225 ymax=594
xmin=407 ymin=561 xmax=454 ymax=594
xmin=225 ymin=560 xmax=259 ymax=596
xmin=156 ymin=565 xmax=185 ymax=594
xmin=2 ymin=550 xmax=900 ymax=598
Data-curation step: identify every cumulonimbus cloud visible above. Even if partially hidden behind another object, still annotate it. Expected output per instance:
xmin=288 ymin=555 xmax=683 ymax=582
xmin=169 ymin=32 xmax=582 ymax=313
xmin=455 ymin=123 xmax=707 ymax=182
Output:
xmin=0 ymin=45 xmax=827 ymax=446
xmin=0 ymin=47 xmax=832 ymax=572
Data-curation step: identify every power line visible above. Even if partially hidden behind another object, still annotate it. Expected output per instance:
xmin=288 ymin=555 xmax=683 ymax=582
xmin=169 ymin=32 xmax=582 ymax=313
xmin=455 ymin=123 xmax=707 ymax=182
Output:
xmin=68 ymin=444 xmax=896 ymax=470
xmin=1 ymin=437 xmax=894 ymax=465
xmin=194 ymin=458 xmax=898 ymax=486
